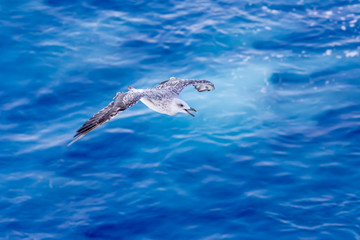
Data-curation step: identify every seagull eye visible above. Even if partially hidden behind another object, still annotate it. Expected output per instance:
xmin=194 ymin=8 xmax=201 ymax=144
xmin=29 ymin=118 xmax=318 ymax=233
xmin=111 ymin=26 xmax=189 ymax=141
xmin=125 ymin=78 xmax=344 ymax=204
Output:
xmin=178 ymin=104 xmax=184 ymax=107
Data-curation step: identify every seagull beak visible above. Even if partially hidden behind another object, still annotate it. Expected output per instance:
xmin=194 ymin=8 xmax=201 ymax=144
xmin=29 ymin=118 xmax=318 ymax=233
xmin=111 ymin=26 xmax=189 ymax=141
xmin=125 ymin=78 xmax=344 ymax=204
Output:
xmin=185 ymin=107 xmax=197 ymax=117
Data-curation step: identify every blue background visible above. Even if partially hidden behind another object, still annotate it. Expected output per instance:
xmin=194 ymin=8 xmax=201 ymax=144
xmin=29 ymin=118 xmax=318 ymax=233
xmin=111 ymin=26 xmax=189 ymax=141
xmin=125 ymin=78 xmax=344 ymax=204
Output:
xmin=1 ymin=0 xmax=360 ymax=239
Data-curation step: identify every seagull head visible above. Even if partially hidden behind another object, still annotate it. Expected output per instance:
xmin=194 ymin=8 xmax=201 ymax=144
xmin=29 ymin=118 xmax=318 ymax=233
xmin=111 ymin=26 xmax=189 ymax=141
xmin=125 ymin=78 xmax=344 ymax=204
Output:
xmin=173 ymin=98 xmax=197 ymax=117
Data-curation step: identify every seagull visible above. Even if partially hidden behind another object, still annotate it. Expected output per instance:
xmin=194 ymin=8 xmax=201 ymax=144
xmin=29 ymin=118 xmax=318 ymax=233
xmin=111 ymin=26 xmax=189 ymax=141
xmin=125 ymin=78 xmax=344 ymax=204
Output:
xmin=68 ymin=77 xmax=215 ymax=145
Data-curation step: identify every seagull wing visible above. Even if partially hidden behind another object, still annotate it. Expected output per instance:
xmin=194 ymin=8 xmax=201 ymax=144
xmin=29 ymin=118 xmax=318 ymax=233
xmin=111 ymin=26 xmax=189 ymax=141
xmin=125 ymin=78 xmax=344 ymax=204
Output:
xmin=68 ymin=90 xmax=159 ymax=146
xmin=156 ymin=77 xmax=215 ymax=95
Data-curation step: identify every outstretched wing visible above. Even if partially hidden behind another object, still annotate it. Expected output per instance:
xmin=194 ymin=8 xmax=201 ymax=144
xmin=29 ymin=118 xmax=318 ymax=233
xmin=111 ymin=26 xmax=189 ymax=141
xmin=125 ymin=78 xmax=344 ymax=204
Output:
xmin=68 ymin=91 xmax=147 ymax=146
xmin=156 ymin=77 xmax=215 ymax=95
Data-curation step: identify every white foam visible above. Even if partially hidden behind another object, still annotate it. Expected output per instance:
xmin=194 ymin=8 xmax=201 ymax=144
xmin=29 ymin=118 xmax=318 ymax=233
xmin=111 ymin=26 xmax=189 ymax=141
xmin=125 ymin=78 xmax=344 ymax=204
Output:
xmin=344 ymin=50 xmax=359 ymax=58
xmin=323 ymin=49 xmax=332 ymax=56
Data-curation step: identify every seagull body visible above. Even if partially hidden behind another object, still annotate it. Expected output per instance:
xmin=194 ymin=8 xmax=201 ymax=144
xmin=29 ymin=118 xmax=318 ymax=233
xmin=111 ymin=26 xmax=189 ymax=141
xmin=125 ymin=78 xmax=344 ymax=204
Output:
xmin=140 ymin=97 xmax=176 ymax=115
xmin=68 ymin=77 xmax=215 ymax=145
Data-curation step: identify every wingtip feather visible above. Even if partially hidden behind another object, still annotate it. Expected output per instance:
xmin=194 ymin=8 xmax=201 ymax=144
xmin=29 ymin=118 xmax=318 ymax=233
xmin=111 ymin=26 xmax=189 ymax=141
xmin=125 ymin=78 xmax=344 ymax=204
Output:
xmin=67 ymin=134 xmax=85 ymax=146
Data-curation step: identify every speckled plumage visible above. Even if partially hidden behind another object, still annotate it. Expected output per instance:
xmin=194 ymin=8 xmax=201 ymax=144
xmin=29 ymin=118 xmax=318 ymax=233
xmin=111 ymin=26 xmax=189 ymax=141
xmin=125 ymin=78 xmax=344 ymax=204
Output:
xmin=68 ymin=77 xmax=215 ymax=145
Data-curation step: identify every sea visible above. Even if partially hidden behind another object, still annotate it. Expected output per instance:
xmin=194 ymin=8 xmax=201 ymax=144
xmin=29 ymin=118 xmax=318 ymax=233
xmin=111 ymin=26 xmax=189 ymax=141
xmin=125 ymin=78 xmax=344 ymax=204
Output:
xmin=1 ymin=0 xmax=360 ymax=239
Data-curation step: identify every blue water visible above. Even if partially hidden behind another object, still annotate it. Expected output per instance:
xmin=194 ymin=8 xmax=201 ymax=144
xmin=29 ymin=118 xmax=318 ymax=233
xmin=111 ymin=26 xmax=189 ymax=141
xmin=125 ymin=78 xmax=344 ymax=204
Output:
xmin=1 ymin=0 xmax=360 ymax=239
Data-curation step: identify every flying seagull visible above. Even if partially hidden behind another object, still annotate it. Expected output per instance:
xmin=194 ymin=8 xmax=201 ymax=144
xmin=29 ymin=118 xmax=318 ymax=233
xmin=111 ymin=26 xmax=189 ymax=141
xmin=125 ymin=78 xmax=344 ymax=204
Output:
xmin=68 ymin=77 xmax=215 ymax=145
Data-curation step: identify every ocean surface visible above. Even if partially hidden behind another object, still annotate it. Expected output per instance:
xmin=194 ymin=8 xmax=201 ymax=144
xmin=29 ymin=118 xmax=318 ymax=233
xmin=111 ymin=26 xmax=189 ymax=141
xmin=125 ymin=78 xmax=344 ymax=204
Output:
xmin=1 ymin=0 xmax=360 ymax=239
